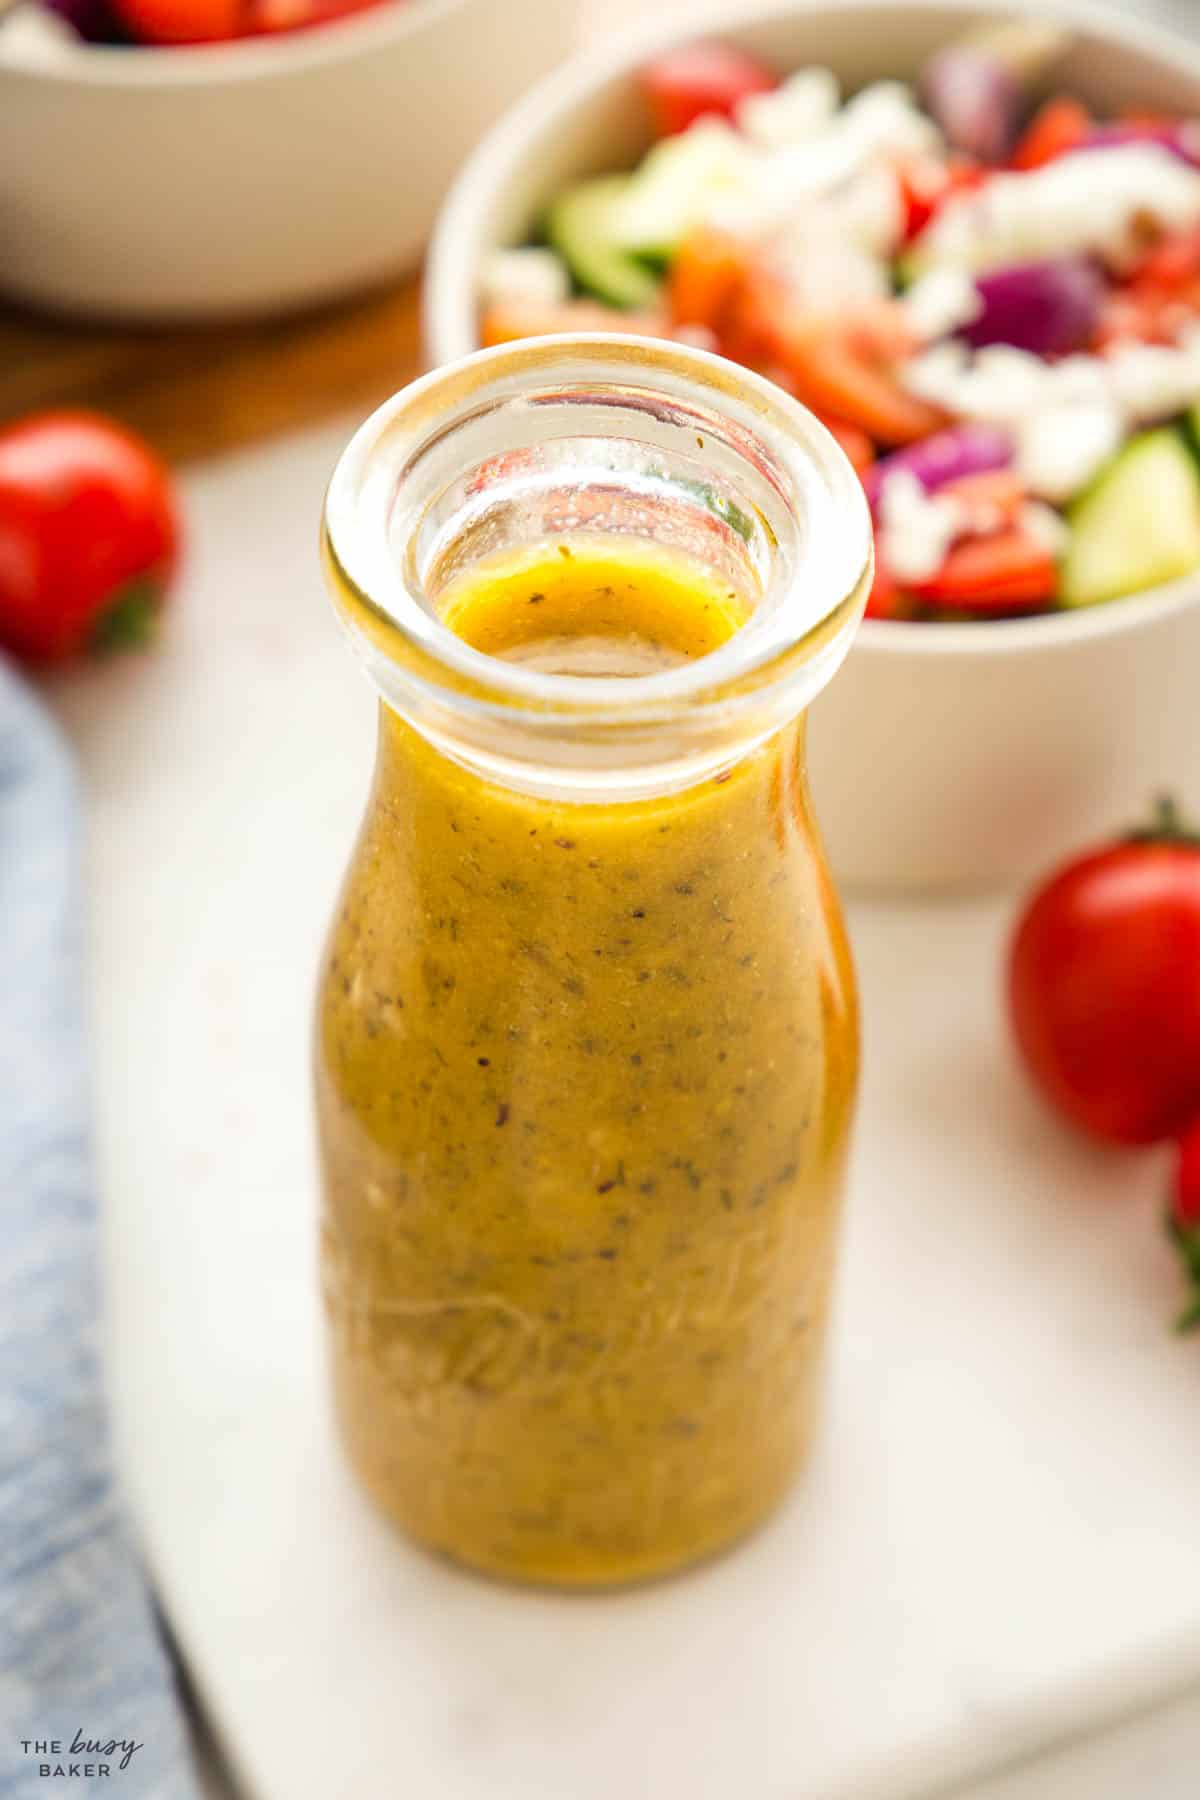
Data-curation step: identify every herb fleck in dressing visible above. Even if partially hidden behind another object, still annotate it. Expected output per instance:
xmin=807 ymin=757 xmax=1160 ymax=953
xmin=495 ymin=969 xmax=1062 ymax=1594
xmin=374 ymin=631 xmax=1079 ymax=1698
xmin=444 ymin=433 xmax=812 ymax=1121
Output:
xmin=316 ymin=537 xmax=858 ymax=1586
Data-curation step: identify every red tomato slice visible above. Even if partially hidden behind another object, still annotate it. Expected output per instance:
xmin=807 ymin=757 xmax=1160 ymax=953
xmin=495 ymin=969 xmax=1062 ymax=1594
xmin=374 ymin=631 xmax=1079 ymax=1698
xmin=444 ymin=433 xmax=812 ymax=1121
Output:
xmin=773 ymin=314 xmax=946 ymax=448
xmin=668 ymin=228 xmax=750 ymax=333
xmin=1091 ymin=291 xmax=1161 ymax=349
xmin=896 ymin=158 xmax=944 ymax=243
xmin=896 ymin=154 xmax=986 ymax=243
xmin=1092 ymin=278 xmax=1200 ymax=349
xmin=1128 ymin=226 xmax=1200 ymax=293
xmin=716 ymin=265 xmax=786 ymax=368
xmin=814 ymin=412 xmax=875 ymax=477
xmin=639 ymin=42 xmax=777 ymax=137
xmin=863 ymin=557 xmax=905 ymax=619
xmin=937 ymin=469 xmax=1027 ymax=533
xmin=728 ymin=274 xmax=936 ymax=443
xmin=834 ymin=298 xmax=923 ymax=365
xmin=1011 ymin=97 xmax=1094 ymax=170
xmin=911 ymin=529 xmax=1057 ymax=613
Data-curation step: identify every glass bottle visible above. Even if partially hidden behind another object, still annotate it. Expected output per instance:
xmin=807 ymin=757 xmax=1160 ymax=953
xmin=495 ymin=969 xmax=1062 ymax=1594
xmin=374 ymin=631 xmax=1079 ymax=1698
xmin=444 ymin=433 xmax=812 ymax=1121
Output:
xmin=316 ymin=336 xmax=872 ymax=1587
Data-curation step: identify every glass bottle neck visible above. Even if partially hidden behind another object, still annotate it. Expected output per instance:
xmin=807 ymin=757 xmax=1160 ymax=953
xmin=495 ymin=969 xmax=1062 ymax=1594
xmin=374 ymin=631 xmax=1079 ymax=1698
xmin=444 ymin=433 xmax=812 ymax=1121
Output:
xmin=323 ymin=336 xmax=872 ymax=801
xmin=375 ymin=696 xmax=811 ymax=807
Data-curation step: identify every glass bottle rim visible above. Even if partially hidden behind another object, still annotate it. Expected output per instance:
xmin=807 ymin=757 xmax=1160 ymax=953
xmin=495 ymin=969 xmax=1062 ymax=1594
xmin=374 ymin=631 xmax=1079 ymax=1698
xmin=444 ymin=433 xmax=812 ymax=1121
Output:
xmin=322 ymin=334 xmax=872 ymax=739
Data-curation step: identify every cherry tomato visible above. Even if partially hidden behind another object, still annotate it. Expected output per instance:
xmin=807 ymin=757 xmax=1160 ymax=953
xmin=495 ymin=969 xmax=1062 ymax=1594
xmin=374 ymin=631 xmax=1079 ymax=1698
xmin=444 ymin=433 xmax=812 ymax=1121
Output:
xmin=112 ymin=0 xmax=373 ymax=43
xmin=253 ymin=0 xmax=377 ymax=31
xmin=111 ymin=0 xmax=240 ymax=39
xmin=639 ymin=42 xmax=777 ymax=138
xmin=1175 ymin=1120 xmax=1200 ymax=1229
xmin=1009 ymin=802 xmax=1200 ymax=1146
xmin=0 ymin=410 xmax=179 ymax=665
xmin=1169 ymin=1118 xmax=1200 ymax=1332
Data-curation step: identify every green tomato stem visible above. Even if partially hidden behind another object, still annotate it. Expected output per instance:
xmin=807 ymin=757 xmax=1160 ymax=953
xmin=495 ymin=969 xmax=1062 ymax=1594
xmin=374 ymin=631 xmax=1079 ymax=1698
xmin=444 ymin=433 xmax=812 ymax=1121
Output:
xmin=1128 ymin=792 xmax=1200 ymax=850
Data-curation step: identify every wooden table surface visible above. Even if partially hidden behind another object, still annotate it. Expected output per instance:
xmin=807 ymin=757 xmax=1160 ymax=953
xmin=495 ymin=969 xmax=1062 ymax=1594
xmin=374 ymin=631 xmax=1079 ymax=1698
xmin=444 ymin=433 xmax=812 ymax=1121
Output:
xmin=0 ymin=273 xmax=426 ymax=467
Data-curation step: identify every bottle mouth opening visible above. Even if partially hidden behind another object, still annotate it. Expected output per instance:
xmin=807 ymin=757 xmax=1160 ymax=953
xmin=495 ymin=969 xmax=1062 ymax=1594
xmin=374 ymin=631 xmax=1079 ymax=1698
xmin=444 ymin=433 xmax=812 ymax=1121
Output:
xmin=323 ymin=336 xmax=871 ymax=723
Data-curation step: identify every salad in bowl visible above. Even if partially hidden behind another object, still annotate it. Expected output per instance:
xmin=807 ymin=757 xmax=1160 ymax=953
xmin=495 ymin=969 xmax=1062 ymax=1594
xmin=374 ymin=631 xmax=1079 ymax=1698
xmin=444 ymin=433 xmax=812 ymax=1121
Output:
xmin=478 ymin=23 xmax=1200 ymax=624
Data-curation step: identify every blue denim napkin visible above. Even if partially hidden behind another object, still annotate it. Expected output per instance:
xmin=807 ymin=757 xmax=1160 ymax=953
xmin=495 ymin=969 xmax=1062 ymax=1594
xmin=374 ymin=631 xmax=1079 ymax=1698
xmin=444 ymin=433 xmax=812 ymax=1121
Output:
xmin=0 ymin=660 xmax=199 ymax=1798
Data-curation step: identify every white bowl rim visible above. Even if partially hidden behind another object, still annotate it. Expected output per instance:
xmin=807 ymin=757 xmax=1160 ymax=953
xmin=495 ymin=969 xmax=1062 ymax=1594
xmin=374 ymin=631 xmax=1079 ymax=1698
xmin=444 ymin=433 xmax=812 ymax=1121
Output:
xmin=2 ymin=0 xmax=468 ymax=86
xmin=424 ymin=0 xmax=1200 ymax=661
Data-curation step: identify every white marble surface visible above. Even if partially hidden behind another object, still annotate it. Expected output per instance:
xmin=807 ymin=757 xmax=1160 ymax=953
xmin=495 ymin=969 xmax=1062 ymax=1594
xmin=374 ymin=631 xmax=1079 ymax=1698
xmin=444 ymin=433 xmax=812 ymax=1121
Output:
xmin=54 ymin=421 xmax=1200 ymax=1800
xmin=962 ymin=1689 xmax=1200 ymax=1800
xmin=192 ymin=1685 xmax=1200 ymax=1800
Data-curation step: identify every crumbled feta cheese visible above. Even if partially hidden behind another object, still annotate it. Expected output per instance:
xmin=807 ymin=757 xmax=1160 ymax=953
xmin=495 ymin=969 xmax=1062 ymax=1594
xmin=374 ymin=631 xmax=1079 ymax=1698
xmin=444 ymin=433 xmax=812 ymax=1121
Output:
xmin=620 ymin=119 xmax=755 ymax=249
xmin=761 ymin=159 xmax=901 ymax=272
xmin=917 ymin=144 xmax=1200 ymax=275
xmin=900 ymin=341 xmax=968 ymax=402
xmin=736 ymin=68 xmax=840 ymax=148
xmin=708 ymin=78 xmax=939 ymax=236
xmin=1044 ymin=354 xmax=1111 ymax=407
xmin=742 ymin=134 xmax=866 ymax=222
xmin=1015 ymin=400 xmax=1124 ymax=503
xmin=716 ymin=158 xmax=901 ymax=303
xmin=1018 ymin=500 xmax=1073 ymax=557
xmin=839 ymin=81 xmax=943 ymax=161
xmin=478 ymin=247 xmax=570 ymax=310
xmin=1105 ymin=332 xmax=1200 ymax=427
xmin=901 ymin=268 xmax=982 ymax=340
xmin=901 ymin=325 xmax=1200 ymax=501
xmin=763 ymin=201 xmax=892 ymax=306
xmin=838 ymin=164 xmax=906 ymax=259
xmin=877 ymin=469 xmax=964 ymax=583
xmin=901 ymin=321 xmax=1200 ymax=503
xmin=902 ymin=342 xmax=1048 ymax=424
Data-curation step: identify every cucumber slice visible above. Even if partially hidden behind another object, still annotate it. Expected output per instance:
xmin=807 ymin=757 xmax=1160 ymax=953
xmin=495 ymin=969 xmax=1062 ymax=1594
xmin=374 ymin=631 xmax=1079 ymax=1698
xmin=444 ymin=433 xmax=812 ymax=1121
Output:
xmin=612 ymin=122 xmax=751 ymax=261
xmin=1187 ymin=403 xmax=1200 ymax=463
xmin=1060 ymin=428 xmax=1200 ymax=608
xmin=546 ymin=177 xmax=662 ymax=311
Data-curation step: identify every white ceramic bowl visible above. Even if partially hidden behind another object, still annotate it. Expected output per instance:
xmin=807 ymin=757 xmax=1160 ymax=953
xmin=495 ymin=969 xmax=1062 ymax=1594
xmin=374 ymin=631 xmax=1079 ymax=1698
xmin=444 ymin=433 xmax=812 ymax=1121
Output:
xmin=425 ymin=0 xmax=1200 ymax=892
xmin=0 ymin=0 xmax=572 ymax=321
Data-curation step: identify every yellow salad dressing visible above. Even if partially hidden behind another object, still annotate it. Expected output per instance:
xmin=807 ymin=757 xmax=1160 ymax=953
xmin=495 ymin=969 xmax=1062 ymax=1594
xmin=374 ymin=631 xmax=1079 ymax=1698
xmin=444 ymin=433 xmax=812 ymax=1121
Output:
xmin=315 ymin=535 xmax=858 ymax=1586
